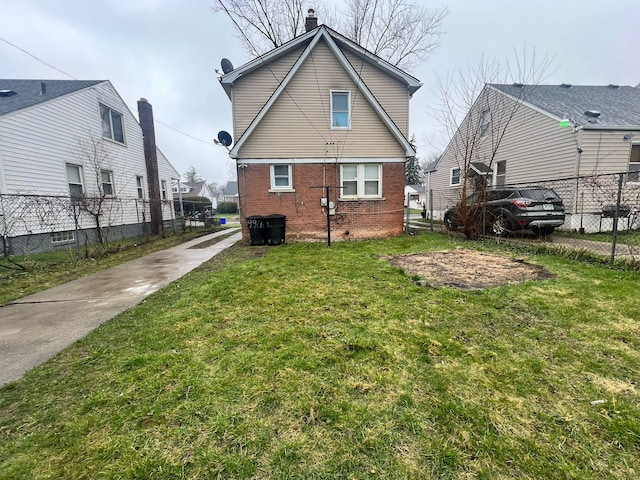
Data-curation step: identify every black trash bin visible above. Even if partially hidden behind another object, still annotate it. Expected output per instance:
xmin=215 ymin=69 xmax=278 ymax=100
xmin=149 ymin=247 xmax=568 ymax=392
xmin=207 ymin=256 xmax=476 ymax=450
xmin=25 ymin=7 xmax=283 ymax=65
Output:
xmin=265 ymin=214 xmax=286 ymax=245
xmin=247 ymin=215 xmax=266 ymax=245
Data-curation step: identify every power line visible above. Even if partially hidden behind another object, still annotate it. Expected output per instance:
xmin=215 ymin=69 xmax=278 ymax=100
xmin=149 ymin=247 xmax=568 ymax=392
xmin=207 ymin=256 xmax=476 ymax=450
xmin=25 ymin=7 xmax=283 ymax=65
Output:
xmin=0 ymin=36 xmax=77 ymax=79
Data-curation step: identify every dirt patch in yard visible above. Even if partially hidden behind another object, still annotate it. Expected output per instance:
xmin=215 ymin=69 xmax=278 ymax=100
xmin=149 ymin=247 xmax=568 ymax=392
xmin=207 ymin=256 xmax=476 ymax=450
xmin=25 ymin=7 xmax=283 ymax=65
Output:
xmin=385 ymin=248 xmax=554 ymax=290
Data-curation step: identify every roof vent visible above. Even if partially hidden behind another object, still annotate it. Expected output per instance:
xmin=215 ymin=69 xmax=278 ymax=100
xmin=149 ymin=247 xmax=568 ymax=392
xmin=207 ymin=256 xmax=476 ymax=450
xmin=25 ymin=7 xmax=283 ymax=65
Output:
xmin=0 ymin=89 xmax=17 ymax=97
xmin=560 ymin=83 xmax=572 ymax=88
xmin=584 ymin=110 xmax=601 ymax=118
xmin=607 ymin=84 xmax=619 ymax=89
xmin=40 ymin=82 xmax=47 ymax=95
xmin=512 ymin=83 xmax=524 ymax=88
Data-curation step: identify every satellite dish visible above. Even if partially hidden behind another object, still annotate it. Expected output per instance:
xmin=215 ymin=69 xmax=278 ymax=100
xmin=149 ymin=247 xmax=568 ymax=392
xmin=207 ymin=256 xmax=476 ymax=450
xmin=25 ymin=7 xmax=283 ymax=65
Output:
xmin=217 ymin=130 xmax=233 ymax=147
xmin=221 ymin=58 xmax=234 ymax=74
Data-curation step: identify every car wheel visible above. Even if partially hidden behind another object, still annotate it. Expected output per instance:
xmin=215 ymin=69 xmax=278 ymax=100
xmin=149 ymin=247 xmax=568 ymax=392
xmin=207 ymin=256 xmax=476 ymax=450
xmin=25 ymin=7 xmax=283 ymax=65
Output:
xmin=444 ymin=214 xmax=456 ymax=231
xmin=491 ymin=214 xmax=512 ymax=237
xmin=532 ymin=226 xmax=555 ymax=236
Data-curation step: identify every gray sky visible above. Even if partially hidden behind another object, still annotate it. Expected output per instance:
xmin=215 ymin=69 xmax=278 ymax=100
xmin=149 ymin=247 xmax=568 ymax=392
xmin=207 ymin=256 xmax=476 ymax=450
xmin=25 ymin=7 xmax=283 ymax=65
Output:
xmin=1 ymin=1 xmax=639 ymax=186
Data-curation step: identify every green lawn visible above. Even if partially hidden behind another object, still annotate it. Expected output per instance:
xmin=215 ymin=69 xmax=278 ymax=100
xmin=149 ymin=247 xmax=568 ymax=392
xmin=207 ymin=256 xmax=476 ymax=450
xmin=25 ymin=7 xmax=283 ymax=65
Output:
xmin=1 ymin=233 xmax=639 ymax=479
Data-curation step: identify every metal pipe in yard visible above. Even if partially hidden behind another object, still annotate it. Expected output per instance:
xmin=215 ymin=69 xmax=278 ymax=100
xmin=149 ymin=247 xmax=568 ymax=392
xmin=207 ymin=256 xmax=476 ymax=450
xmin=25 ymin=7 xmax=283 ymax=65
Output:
xmin=405 ymin=192 xmax=410 ymax=234
xmin=610 ymin=173 xmax=624 ymax=263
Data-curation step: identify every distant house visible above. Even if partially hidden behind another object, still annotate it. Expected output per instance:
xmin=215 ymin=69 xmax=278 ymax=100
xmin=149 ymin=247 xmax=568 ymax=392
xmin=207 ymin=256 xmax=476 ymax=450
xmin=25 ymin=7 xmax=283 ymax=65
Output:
xmin=0 ymin=79 xmax=180 ymax=254
xmin=173 ymin=180 xmax=218 ymax=210
xmin=218 ymin=11 xmax=421 ymax=243
xmin=405 ymin=184 xmax=428 ymax=210
xmin=429 ymin=83 xmax=640 ymax=231
xmin=220 ymin=181 xmax=239 ymax=204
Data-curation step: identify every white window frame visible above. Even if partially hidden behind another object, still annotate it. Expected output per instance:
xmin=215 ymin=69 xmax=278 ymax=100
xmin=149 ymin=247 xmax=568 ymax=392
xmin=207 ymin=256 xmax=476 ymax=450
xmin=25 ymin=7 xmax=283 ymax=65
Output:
xmin=161 ymin=180 xmax=167 ymax=200
xmin=340 ymin=164 xmax=382 ymax=199
xmin=101 ymin=170 xmax=115 ymax=196
xmin=480 ymin=109 xmax=491 ymax=137
xmin=136 ymin=176 xmax=145 ymax=199
xmin=66 ymin=163 xmax=84 ymax=197
xmin=51 ymin=230 xmax=75 ymax=245
xmin=628 ymin=144 xmax=640 ymax=183
xmin=450 ymin=167 xmax=462 ymax=186
xmin=331 ymin=91 xmax=351 ymax=129
xmin=100 ymin=103 xmax=125 ymax=144
xmin=270 ymin=164 xmax=293 ymax=190
xmin=494 ymin=160 xmax=506 ymax=186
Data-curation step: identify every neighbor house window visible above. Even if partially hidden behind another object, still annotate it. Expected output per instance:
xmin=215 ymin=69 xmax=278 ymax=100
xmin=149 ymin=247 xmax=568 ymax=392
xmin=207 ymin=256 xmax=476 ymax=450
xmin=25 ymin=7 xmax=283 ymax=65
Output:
xmin=270 ymin=164 xmax=292 ymax=189
xmin=101 ymin=170 xmax=114 ymax=196
xmin=340 ymin=164 xmax=381 ymax=198
xmin=161 ymin=180 xmax=167 ymax=200
xmin=100 ymin=103 xmax=125 ymax=143
xmin=494 ymin=160 xmax=506 ymax=186
xmin=628 ymin=144 xmax=640 ymax=182
xmin=331 ymin=91 xmax=351 ymax=128
xmin=136 ymin=176 xmax=144 ymax=199
xmin=480 ymin=109 xmax=491 ymax=137
xmin=450 ymin=167 xmax=461 ymax=186
xmin=66 ymin=164 xmax=84 ymax=197
xmin=51 ymin=231 xmax=75 ymax=245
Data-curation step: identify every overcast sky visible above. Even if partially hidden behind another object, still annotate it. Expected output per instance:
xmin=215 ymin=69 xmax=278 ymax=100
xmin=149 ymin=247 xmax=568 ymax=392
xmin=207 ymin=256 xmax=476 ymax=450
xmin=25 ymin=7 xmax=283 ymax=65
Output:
xmin=1 ymin=1 xmax=639 ymax=186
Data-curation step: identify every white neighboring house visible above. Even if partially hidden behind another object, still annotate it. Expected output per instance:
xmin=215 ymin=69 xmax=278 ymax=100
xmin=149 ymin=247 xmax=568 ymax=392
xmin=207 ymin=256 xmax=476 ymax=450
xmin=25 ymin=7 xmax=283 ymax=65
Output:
xmin=0 ymin=79 xmax=180 ymax=254
xmin=404 ymin=184 xmax=428 ymax=210
xmin=172 ymin=180 xmax=218 ymax=211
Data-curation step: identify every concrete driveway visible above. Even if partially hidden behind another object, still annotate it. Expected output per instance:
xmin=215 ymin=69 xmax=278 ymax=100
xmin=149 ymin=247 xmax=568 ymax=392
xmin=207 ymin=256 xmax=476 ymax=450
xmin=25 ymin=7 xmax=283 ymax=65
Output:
xmin=0 ymin=228 xmax=241 ymax=386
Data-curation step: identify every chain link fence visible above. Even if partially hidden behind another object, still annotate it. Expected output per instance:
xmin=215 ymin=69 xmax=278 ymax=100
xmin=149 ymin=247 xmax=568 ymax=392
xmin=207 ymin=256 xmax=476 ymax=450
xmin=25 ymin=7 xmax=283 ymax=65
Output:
xmin=0 ymin=193 xmax=212 ymax=270
xmin=416 ymin=171 xmax=640 ymax=264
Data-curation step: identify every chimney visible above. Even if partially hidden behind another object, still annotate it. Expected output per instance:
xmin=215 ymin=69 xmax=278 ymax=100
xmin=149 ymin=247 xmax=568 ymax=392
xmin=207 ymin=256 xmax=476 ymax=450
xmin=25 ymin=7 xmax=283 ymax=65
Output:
xmin=305 ymin=8 xmax=317 ymax=32
xmin=40 ymin=82 xmax=47 ymax=95
xmin=137 ymin=98 xmax=164 ymax=236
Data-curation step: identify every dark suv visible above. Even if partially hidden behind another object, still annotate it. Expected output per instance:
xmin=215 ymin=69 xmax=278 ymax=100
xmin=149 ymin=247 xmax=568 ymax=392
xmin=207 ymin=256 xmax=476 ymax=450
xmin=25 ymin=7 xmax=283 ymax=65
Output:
xmin=444 ymin=187 xmax=565 ymax=236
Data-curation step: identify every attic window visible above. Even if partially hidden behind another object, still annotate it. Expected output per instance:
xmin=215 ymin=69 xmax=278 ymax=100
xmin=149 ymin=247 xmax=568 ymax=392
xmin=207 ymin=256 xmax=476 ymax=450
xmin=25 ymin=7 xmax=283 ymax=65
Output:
xmin=584 ymin=110 xmax=601 ymax=118
xmin=331 ymin=91 xmax=351 ymax=129
xmin=0 ymin=89 xmax=17 ymax=97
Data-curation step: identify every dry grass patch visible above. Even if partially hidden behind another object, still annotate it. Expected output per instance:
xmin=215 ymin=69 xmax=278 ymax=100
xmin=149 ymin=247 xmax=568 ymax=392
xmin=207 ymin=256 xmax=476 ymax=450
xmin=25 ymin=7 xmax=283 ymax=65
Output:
xmin=385 ymin=248 xmax=554 ymax=289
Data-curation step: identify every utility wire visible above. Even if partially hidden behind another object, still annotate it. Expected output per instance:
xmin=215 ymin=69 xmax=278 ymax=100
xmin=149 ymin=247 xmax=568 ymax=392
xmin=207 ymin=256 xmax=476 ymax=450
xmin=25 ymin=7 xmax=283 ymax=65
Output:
xmin=0 ymin=36 xmax=77 ymax=79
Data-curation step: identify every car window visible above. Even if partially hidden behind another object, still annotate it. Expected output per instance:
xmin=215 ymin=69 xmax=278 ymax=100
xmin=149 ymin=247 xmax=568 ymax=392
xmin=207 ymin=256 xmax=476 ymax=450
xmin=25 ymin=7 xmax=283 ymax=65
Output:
xmin=519 ymin=189 xmax=559 ymax=201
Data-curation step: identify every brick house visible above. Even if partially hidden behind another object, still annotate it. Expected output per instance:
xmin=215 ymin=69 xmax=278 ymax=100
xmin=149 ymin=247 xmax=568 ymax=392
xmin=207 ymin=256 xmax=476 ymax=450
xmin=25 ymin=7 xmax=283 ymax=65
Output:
xmin=218 ymin=12 xmax=421 ymax=243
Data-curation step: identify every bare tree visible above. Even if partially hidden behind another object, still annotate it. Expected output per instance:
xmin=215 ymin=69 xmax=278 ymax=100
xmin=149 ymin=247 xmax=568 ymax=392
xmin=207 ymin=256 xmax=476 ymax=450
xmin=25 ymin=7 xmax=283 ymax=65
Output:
xmin=435 ymin=50 xmax=554 ymax=238
xmin=184 ymin=166 xmax=202 ymax=183
xmin=74 ymin=135 xmax=124 ymax=247
xmin=212 ymin=0 xmax=447 ymax=71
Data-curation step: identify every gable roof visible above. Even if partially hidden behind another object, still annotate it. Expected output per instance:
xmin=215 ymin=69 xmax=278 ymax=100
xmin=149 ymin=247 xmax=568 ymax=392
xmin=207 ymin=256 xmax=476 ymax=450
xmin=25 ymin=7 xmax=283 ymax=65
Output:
xmin=0 ymin=79 xmax=105 ymax=117
xmin=220 ymin=25 xmax=422 ymax=158
xmin=489 ymin=84 xmax=640 ymax=129
xmin=222 ymin=181 xmax=238 ymax=196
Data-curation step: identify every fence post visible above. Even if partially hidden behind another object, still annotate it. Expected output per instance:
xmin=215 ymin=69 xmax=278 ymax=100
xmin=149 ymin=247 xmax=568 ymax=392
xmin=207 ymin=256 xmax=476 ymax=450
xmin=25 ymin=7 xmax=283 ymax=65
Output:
xmin=405 ymin=192 xmax=410 ymax=234
xmin=610 ymin=172 xmax=624 ymax=263
xmin=429 ymin=189 xmax=434 ymax=231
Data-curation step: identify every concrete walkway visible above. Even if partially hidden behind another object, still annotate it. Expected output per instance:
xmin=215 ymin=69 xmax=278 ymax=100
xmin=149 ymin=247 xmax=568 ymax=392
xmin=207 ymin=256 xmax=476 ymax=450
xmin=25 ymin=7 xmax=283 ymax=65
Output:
xmin=0 ymin=228 xmax=242 ymax=386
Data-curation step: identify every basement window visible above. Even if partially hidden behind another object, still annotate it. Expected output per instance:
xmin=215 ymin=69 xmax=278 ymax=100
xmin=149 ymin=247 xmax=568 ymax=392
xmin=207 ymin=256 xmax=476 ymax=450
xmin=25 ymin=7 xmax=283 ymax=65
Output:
xmin=51 ymin=231 xmax=75 ymax=245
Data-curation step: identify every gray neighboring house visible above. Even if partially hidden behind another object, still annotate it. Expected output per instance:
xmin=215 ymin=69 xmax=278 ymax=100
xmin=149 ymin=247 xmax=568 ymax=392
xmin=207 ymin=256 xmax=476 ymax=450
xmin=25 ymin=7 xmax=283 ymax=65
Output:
xmin=430 ymin=83 xmax=640 ymax=231
xmin=221 ymin=181 xmax=239 ymax=204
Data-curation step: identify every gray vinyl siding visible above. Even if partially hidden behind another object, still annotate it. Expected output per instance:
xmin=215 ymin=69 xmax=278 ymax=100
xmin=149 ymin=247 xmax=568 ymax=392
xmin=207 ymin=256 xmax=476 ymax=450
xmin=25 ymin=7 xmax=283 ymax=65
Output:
xmin=237 ymin=39 xmax=405 ymax=159
xmin=579 ymin=130 xmax=636 ymax=174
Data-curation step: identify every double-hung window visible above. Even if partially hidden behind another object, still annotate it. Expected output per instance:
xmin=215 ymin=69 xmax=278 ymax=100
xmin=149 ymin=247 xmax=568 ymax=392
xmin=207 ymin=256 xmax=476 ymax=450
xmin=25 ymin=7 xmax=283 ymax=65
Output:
xmin=331 ymin=91 xmax=350 ymax=129
xmin=480 ymin=109 xmax=491 ymax=137
xmin=628 ymin=144 xmax=640 ymax=183
xmin=136 ymin=176 xmax=144 ymax=199
xmin=340 ymin=164 xmax=381 ymax=198
xmin=450 ymin=167 xmax=461 ymax=186
xmin=270 ymin=164 xmax=292 ymax=189
xmin=66 ymin=164 xmax=84 ymax=197
xmin=100 ymin=103 xmax=125 ymax=143
xmin=494 ymin=161 xmax=506 ymax=186
xmin=161 ymin=180 xmax=167 ymax=200
xmin=101 ymin=170 xmax=114 ymax=196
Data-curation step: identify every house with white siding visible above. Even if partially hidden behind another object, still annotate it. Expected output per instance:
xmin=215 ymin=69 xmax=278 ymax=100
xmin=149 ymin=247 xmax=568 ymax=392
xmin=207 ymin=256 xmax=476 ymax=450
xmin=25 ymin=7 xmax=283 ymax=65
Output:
xmin=218 ymin=11 xmax=421 ymax=243
xmin=0 ymin=79 xmax=180 ymax=254
xmin=429 ymin=83 xmax=640 ymax=231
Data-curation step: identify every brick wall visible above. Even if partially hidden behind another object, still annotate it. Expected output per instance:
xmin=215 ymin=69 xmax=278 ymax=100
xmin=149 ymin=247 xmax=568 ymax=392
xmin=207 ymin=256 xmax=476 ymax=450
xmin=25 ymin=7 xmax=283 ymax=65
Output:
xmin=237 ymin=162 xmax=405 ymax=243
